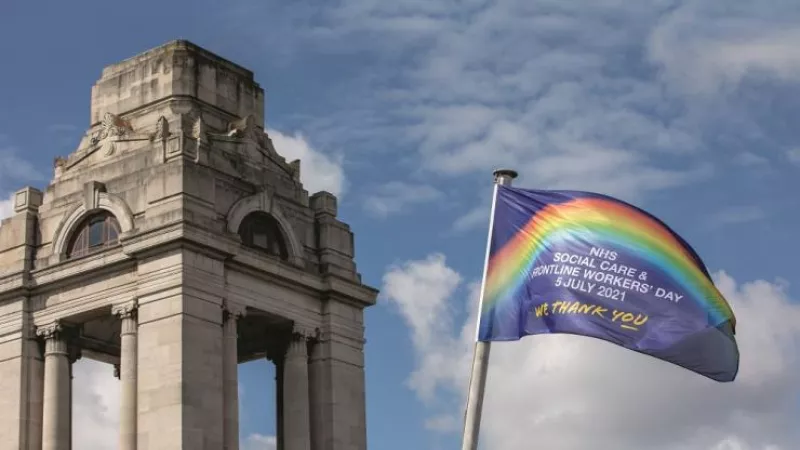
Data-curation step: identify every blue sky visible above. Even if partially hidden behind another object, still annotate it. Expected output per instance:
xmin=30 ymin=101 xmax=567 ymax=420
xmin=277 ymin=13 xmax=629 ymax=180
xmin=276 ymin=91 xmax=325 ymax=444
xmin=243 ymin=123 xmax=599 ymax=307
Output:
xmin=2 ymin=1 xmax=800 ymax=449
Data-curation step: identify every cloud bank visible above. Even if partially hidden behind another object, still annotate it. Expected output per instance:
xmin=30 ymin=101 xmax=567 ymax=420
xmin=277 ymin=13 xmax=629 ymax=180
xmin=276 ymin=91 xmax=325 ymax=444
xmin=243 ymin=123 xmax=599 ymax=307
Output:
xmin=383 ymin=254 xmax=800 ymax=450
xmin=268 ymin=128 xmax=347 ymax=198
xmin=232 ymin=0 xmax=800 ymax=220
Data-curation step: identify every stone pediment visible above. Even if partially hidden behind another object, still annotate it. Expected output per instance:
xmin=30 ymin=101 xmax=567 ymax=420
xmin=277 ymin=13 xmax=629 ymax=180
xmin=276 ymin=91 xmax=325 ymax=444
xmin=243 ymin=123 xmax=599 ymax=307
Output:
xmin=197 ymin=112 xmax=302 ymax=183
xmin=54 ymin=109 xmax=300 ymax=188
xmin=53 ymin=112 xmax=151 ymax=177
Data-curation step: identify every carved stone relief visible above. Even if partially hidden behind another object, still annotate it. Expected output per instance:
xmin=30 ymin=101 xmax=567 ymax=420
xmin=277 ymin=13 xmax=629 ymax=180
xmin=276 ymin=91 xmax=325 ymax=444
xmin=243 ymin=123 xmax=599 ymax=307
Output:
xmin=91 ymin=112 xmax=135 ymax=156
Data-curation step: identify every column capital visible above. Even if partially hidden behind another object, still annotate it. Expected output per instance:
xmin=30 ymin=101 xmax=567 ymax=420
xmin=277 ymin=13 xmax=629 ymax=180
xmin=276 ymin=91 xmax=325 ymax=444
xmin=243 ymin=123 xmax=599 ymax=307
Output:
xmin=222 ymin=301 xmax=246 ymax=322
xmin=283 ymin=324 xmax=313 ymax=449
xmin=291 ymin=323 xmax=319 ymax=342
xmin=35 ymin=321 xmax=63 ymax=340
xmin=112 ymin=300 xmax=138 ymax=319
xmin=36 ymin=320 xmax=75 ymax=356
xmin=222 ymin=302 xmax=242 ymax=450
xmin=41 ymin=319 xmax=72 ymax=449
xmin=285 ymin=323 xmax=318 ymax=361
xmin=35 ymin=320 xmax=79 ymax=339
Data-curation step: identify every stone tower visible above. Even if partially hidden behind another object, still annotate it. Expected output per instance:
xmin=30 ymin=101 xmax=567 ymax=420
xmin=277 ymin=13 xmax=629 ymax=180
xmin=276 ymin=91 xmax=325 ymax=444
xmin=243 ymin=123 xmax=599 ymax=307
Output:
xmin=0 ymin=40 xmax=378 ymax=450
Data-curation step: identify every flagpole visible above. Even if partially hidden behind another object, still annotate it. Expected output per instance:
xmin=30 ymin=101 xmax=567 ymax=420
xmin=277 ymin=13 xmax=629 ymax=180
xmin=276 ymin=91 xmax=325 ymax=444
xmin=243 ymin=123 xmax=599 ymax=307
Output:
xmin=461 ymin=168 xmax=518 ymax=450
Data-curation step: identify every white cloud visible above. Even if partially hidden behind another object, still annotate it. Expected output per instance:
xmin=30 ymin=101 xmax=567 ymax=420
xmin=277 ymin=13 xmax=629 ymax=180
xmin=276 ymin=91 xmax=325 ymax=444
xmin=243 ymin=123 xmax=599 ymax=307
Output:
xmin=649 ymin=6 xmax=800 ymax=95
xmin=363 ymin=181 xmax=443 ymax=218
xmin=0 ymin=135 xmax=44 ymax=187
xmin=234 ymin=2 xmax=695 ymax=196
xmin=383 ymin=254 xmax=800 ymax=450
xmin=72 ymin=359 xmax=120 ymax=450
xmin=267 ymin=128 xmax=346 ymax=198
xmin=707 ymin=206 xmax=766 ymax=228
xmin=0 ymin=193 xmax=15 ymax=236
xmin=233 ymin=0 xmax=800 ymax=221
xmin=300 ymin=1 xmax=712 ymax=196
xmin=451 ymin=183 xmax=494 ymax=233
xmin=787 ymin=148 xmax=800 ymax=165
xmin=72 ymin=361 xmax=275 ymax=450
xmin=425 ymin=414 xmax=459 ymax=433
xmin=0 ymin=195 xmax=12 ymax=221
xmin=242 ymin=433 xmax=277 ymax=450
xmin=515 ymin=141 xmax=712 ymax=201
xmin=0 ymin=148 xmax=44 ymax=186
xmin=382 ymin=253 xmax=461 ymax=355
xmin=733 ymin=152 xmax=769 ymax=167
xmin=452 ymin=203 xmax=489 ymax=233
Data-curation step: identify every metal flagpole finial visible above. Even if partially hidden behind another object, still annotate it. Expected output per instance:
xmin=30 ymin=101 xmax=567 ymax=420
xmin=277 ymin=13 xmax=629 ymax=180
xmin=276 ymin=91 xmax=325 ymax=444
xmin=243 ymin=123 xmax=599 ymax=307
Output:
xmin=493 ymin=169 xmax=518 ymax=185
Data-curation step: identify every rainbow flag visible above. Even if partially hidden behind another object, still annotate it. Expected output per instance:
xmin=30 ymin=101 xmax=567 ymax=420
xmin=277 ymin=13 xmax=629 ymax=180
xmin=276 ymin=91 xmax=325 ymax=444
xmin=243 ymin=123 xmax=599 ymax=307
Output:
xmin=478 ymin=185 xmax=739 ymax=382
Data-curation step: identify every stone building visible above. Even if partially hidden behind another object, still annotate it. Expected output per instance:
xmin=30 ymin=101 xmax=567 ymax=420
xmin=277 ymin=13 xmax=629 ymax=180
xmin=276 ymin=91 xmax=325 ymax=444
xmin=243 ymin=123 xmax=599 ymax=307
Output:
xmin=0 ymin=40 xmax=378 ymax=450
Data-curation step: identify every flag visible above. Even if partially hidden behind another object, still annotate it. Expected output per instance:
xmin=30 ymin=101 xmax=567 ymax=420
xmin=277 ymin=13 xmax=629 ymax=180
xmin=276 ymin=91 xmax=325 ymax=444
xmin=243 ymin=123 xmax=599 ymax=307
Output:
xmin=478 ymin=185 xmax=739 ymax=382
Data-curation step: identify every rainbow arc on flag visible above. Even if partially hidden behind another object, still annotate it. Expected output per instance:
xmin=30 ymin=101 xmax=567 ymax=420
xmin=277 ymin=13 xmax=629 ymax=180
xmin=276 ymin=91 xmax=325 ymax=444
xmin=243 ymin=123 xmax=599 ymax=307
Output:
xmin=476 ymin=185 xmax=738 ymax=382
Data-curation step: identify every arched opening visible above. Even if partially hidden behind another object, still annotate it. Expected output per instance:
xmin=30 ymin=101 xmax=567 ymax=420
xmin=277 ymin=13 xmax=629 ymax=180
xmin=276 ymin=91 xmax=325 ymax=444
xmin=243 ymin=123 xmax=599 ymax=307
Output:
xmin=73 ymin=358 xmax=119 ymax=447
xmin=238 ymin=359 xmax=278 ymax=447
xmin=66 ymin=310 xmax=123 ymax=448
xmin=236 ymin=311 xmax=288 ymax=448
xmin=238 ymin=212 xmax=289 ymax=260
xmin=66 ymin=211 xmax=121 ymax=259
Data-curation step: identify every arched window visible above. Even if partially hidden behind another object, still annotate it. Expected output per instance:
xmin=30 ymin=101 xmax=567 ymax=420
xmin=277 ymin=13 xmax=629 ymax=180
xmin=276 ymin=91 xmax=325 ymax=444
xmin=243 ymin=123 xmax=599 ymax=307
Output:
xmin=66 ymin=212 xmax=121 ymax=259
xmin=238 ymin=212 xmax=289 ymax=260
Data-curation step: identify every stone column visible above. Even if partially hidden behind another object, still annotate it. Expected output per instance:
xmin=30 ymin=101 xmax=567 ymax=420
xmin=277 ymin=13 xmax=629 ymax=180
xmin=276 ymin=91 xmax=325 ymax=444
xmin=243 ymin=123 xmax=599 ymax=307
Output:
xmin=113 ymin=302 xmax=138 ymax=450
xmin=307 ymin=318 xmax=369 ymax=450
xmin=37 ymin=322 xmax=71 ymax=450
xmin=282 ymin=326 xmax=313 ymax=450
xmin=275 ymin=357 xmax=284 ymax=450
xmin=68 ymin=363 xmax=73 ymax=450
xmin=67 ymin=347 xmax=80 ymax=450
xmin=308 ymin=339 xmax=323 ymax=450
xmin=223 ymin=304 xmax=245 ymax=450
xmin=27 ymin=338 xmax=46 ymax=450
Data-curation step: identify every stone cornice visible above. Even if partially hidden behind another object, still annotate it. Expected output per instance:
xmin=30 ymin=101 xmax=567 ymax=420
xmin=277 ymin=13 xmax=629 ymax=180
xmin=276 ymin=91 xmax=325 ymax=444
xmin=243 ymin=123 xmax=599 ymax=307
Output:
xmin=15 ymin=219 xmax=376 ymax=308
xmin=120 ymin=221 xmax=238 ymax=261
xmin=29 ymin=248 xmax=135 ymax=293
xmin=321 ymin=274 xmax=379 ymax=308
xmin=101 ymin=40 xmax=256 ymax=82
xmin=0 ymin=271 xmax=27 ymax=301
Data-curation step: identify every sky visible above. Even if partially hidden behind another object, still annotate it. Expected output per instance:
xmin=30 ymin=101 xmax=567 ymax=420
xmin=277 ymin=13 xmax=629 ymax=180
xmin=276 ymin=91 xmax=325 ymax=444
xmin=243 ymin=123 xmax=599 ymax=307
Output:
xmin=1 ymin=0 xmax=800 ymax=449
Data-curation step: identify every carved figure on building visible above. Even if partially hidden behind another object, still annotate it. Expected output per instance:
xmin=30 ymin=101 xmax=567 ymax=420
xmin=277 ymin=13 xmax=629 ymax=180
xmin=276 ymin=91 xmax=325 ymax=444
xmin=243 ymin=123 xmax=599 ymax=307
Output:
xmin=192 ymin=115 xmax=208 ymax=142
xmin=152 ymin=116 xmax=170 ymax=142
xmin=92 ymin=112 xmax=133 ymax=143
xmin=226 ymin=114 xmax=266 ymax=147
xmin=90 ymin=112 xmax=135 ymax=156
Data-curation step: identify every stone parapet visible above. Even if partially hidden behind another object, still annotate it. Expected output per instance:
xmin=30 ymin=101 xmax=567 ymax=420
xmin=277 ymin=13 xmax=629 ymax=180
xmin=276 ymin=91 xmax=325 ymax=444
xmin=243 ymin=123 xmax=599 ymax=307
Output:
xmin=90 ymin=40 xmax=264 ymax=127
